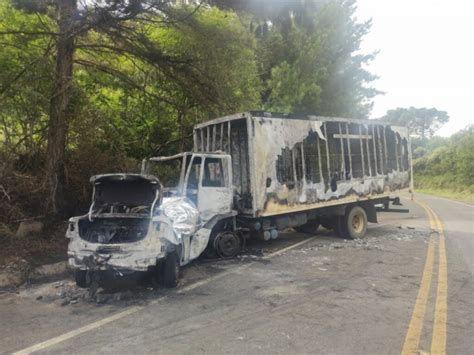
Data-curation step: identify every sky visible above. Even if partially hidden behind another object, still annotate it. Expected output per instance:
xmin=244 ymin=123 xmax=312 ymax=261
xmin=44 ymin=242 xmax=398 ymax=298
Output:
xmin=355 ymin=0 xmax=473 ymax=136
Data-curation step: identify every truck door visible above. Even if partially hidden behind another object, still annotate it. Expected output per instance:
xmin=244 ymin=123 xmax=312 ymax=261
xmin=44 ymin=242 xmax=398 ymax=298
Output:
xmin=183 ymin=155 xmax=202 ymax=205
xmin=197 ymin=156 xmax=233 ymax=221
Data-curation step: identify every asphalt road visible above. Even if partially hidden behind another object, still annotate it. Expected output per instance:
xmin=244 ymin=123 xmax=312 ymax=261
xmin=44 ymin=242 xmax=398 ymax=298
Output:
xmin=0 ymin=194 xmax=472 ymax=354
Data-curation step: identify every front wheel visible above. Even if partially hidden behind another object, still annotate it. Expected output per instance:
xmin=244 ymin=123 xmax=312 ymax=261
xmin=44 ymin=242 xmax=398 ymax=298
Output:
xmin=213 ymin=231 xmax=242 ymax=258
xmin=160 ymin=252 xmax=180 ymax=288
xmin=339 ymin=206 xmax=368 ymax=239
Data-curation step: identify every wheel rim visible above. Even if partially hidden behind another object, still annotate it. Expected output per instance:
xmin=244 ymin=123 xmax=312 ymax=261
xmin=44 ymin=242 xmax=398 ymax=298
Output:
xmin=214 ymin=232 xmax=241 ymax=258
xmin=351 ymin=211 xmax=364 ymax=234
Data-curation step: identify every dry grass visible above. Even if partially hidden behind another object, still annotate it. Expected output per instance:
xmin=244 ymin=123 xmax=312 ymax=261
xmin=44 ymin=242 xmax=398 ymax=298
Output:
xmin=0 ymin=221 xmax=68 ymax=268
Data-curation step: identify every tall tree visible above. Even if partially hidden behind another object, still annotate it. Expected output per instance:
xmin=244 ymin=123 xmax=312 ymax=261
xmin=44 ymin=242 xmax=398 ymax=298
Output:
xmin=264 ymin=0 xmax=379 ymax=117
xmin=381 ymin=107 xmax=449 ymax=139
xmin=211 ymin=0 xmax=380 ymax=117
xmin=1 ymin=1 xmax=261 ymax=215
xmin=46 ymin=0 xmax=77 ymax=214
xmin=2 ymin=0 xmax=212 ymax=214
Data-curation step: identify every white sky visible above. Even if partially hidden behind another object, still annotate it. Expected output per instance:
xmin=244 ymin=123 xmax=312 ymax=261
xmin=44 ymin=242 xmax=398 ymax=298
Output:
xmin=356 ymin=0 xmax=474 ymax=136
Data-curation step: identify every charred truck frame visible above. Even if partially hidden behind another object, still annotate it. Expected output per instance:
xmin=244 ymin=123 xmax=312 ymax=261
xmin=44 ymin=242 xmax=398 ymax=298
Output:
xmin=143 ymin=111 xmax=413 ymax=255
xmin=68 ymin=111 xmax=412 ymax=288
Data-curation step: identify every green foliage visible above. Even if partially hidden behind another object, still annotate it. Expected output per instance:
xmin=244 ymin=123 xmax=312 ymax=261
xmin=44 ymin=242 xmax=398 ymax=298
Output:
xmin=263 ymin=0 xmax=379 ymax=117
xmin=411 ymin=136 xmax=447 ymax=158
xmin=0 ymin=0 xmax=380 ymax=219
xmin=414 ymin=126 xmax=474 ymax=194
xmin=382 ymin=106 xmax=449 ymax=139
xmin=0 ymin=1 xmax=54 ymax=155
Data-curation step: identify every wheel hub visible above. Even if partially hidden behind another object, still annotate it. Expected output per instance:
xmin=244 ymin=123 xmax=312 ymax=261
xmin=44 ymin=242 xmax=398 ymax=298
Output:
xmin=351 ymin=213 xmax=363 ymax=234
xmin=214 ymin=231 xmax=241 ymax=258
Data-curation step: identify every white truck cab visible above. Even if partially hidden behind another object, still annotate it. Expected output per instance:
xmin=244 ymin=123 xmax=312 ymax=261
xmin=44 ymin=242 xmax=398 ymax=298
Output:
xmin=143 ymin=152 xmax=234 ymax=222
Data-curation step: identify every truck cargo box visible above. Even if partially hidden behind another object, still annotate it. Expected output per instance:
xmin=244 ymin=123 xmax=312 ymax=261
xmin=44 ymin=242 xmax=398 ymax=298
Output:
xmin=193 ymin=112 xmax=412 ymax=218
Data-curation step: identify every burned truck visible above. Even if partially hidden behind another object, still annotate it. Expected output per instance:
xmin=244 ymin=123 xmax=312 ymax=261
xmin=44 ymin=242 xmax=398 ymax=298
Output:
xmin=144 ymin=111 xmax=412 ymax=253
xmin=68 ymin=112 xmax=412 ymax=288
xmin=67 ymin=174 xmax=204 ymax=288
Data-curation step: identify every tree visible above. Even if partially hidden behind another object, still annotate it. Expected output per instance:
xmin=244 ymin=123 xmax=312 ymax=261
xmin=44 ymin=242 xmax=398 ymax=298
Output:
xmin=46 ymin=0 xmax=77 ymax=215
xmin=0 ymin=2 xmax=54 ymax=158
xmin=1 ymin=1 xmax=261 ymax=216
xmin=1 ymin=0 xmax=224 ymax=215
xmin=265 ymin=0 xmax=380 ymax=117
xmin=212 ymin=0 xmax=380 ymax=118
xmin=381 ymin=107 xmax=449 ymax=139
xmin=413 ymin=125 xmax=473 ymax=192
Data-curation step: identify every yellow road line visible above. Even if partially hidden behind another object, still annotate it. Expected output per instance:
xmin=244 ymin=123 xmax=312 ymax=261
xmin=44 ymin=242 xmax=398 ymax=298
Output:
xmin=428 ymin=205 xmax=447 ymax=355
xmin=13 ymin=236 xmax=316 ymax=354
xmin=401 ymin=201 xmax=436 ymax=355
xmin=402 ymin=200 xmax=448 ymax=355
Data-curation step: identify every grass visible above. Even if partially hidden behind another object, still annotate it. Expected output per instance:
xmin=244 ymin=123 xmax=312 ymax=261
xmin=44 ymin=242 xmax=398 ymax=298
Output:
xmin=415 ymin=187 xmax=474 ymax=205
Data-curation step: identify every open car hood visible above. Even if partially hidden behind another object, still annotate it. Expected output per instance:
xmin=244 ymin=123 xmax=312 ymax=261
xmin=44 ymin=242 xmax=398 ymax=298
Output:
xmin=90 ymin=174 xmax=161 ymax=208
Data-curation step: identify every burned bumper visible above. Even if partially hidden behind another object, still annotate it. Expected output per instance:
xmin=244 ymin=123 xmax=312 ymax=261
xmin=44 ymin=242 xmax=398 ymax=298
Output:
xmin=67 ymin=233 xmax=166 ymax=272
xmin=68 ymin=249 xmax=163 ymax=272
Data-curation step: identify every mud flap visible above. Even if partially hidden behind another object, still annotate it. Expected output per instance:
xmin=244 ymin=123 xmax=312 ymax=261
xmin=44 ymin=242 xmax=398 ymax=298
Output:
xmin=362 ymin=202 xmax=378 ymax=223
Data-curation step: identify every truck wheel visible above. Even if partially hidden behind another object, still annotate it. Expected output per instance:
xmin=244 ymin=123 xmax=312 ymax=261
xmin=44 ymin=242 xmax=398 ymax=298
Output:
xmin=75 ymin=270 xmax=88 ymax=288
xmin=161 ymin=252 xmax=180 ymax=288
xmin=294 ymin=221 xmax=320 ymax=234
xmin=213 ymin=231 xmax=242 ymax=258
xmin=340 ymin=206 xmax=368 ymax=239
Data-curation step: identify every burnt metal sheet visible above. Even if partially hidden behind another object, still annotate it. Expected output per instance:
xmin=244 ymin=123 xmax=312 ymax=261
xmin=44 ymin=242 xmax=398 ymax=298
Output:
xmin=194 ymin=113 xmax=412 ymax=218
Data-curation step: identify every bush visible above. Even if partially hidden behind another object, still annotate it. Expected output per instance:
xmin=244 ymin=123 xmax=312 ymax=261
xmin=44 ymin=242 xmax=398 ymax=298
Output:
xmin=414 ymin=126 xmax=474 ymax=195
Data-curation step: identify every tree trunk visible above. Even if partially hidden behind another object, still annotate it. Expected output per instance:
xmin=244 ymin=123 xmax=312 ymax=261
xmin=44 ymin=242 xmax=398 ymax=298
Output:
xmin=45 ymin=0 xmax=77 ymax=215
xmin=178 ymin=109 xmax=186 ymax=152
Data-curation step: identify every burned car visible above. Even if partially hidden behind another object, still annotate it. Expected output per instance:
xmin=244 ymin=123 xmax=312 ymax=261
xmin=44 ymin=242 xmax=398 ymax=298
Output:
xmin=66 ymin=174 xmax=203 ymax=288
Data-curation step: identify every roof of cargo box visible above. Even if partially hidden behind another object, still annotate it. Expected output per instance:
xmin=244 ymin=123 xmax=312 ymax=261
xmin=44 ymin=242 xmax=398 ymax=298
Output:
xmin=194 ymin=111 xmax=393 ymax=129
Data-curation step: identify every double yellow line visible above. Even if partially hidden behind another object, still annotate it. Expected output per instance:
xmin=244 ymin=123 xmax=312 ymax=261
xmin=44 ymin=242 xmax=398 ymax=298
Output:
xmin=401 ymin=200 xmax=448 ymax=355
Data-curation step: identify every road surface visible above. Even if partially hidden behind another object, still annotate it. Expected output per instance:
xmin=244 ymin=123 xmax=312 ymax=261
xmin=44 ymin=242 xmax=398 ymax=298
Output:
xmin=0 ymin=194 xmax=472 ymax=354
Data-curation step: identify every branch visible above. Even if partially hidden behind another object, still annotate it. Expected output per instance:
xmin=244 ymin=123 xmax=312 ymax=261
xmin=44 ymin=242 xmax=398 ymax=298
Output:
xmin=0 ymin=185 xmax=11 ymax=201
xmin=0 ymin=30 xmax=56 ymax=36
xmin=0 ymin=39 xmax=55 ymax=96
xmin=152 ymin=134 xmax=192 ymax=155
xmin=74 ymin=58 xmax=179 ymax=106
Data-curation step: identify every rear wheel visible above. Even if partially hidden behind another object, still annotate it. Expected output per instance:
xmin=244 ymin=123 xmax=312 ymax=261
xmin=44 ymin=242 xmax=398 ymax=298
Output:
xmin=160 ymin=252 xmax=180 ymax=288
xmin=339 ymin=206 xmax=368 ymax=239
xmin=75 ymin=270 xmax=88 ymax=288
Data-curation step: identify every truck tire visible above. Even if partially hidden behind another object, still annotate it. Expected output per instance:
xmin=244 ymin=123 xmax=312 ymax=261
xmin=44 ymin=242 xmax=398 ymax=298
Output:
xmin=75 ymin=270 xmax=88 ymax=288
xmin=294 ymin=221 xmax=320 ymax=234
xmin=339 ymin=206 xmax=368 ymax=239
xmin=213 ymin=231 xmax=242 ymax=258
xmin=161 ymin=252 xmax=180 ymax=288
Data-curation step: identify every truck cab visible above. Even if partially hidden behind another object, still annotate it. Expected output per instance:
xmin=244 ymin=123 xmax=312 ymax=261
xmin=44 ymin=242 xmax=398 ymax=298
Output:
xmin=143 ymin=152 xmax=234 ymax=222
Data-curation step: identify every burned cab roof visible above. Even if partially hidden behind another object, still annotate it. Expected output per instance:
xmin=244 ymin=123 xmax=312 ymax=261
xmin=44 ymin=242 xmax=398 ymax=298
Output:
xmin=90 ymin=174 xmax=160 ymax=185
